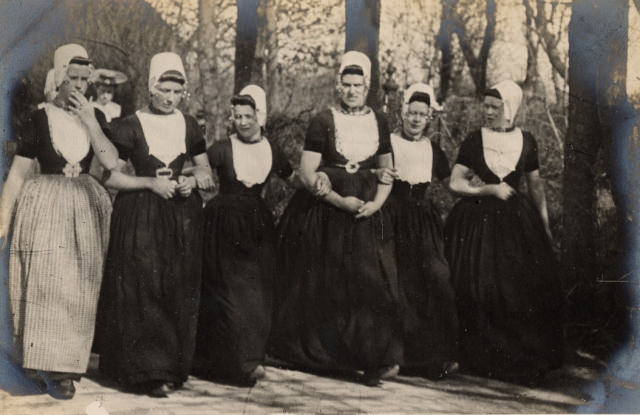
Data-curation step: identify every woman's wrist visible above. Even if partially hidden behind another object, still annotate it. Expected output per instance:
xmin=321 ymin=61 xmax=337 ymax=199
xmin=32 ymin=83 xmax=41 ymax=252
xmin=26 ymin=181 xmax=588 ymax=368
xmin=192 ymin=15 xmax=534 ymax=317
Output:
xmin=81 ymin=112 xmax=100 ymax=130
xmin=143 ymin=177 xmax=155 ymax=190
xmin=475 ymin=183 xmax=494 ymax=197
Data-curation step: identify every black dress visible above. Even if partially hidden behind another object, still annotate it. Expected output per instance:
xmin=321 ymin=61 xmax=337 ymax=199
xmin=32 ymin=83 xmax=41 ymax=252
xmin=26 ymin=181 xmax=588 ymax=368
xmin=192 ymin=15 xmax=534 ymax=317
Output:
xmin=194 ymin=136 xmax=292 ymax=385
xmin=96 ymin=112 xmax=206 ymax=387
xmin=385 ymin=134 xmax=459 ymax=375
xmin=269 ymin=108 xmax=402 ymax=373
xmin=444 ymin=130 xmax=563 ymax=380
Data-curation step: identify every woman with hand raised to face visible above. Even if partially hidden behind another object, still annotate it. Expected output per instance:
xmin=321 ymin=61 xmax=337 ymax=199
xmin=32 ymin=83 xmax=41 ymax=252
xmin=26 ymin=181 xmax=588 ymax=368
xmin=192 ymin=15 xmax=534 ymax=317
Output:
xmin=444 ymin=80 xmax=563 ymax=382
xmin=269 ymin=51 xmax=402 ymax=387
xmin=95 ymin=52 xmax=213 ymax=398
xmin=0 ymin=44 xmax=118 ymax=400
xmin=193 ymin=85 xmax=309 ymax=387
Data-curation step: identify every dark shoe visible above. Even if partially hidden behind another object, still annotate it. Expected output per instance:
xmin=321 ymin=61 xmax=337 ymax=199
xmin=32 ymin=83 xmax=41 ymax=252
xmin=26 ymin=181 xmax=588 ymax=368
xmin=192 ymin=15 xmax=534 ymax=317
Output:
xmin=362 ymin=364 xmax=399 ymax=387
xmin=46 ymin=379 xmax=76 ymax=400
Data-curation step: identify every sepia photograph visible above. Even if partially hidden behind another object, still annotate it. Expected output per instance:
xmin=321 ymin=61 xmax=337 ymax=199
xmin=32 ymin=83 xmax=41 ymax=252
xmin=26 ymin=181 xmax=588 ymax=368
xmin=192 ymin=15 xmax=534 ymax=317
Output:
xmin=1 ymin=0 xmax=639 ymax=413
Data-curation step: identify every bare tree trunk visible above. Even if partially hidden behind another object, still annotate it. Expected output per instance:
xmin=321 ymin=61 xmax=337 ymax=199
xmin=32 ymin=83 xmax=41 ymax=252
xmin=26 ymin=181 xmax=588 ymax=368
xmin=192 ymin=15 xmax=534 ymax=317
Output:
xmin=241 ymin=0 xmax=277 ymax=116
xmin=476 ymin=0 xmax=495 ymax=93
xmin=522 ymin=0 xmax=541 ymax=100
xmin=436 ymin=0 xmax=457 ymax=101
xmin=234 ymin=0 xmax=260 ymax=93
xmin=264 ymin=0 xmax=278 ymax=113
xmin=251 ymin=0 xmax=267 ymax=87
xmin=345 ymin=0 xmax=381 ymax=110
xmin=563 ymin=0 xmax=637 ymax=331
xmin=452 ymin=0 xmax=495 ymax=95
xmin=535 ymin=0 xmax=567 ymax=79
xmin=199 ymin=0 xmax=219 ymax=142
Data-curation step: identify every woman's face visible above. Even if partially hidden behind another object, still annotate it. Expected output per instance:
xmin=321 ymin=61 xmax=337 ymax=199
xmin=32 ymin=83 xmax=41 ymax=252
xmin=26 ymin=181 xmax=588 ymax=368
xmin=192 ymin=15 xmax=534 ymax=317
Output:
xmin=151 ymin=80 xmax=184 ymax=113
xmin=403 ymin=101 xmax=430 ymax=138
xmin=232 ymin=104 xmax=261 ymax=140
xmin=56 ymin=64 xmax=91 ymax=104
xmin=96 ymin=84 xmax=115 ymax=105
xmin=482 ymin=95 xmax=506 ymax=129
xmin=339 ymin=73 xmax=367 ymax=108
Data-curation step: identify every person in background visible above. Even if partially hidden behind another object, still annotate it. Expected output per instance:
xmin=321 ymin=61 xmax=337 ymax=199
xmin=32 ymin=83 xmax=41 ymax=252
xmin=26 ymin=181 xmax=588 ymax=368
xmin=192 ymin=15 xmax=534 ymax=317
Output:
xmin=444 ymin=80 xmax=563 ymax=383
xmin=378 ymin=83 xmax=459 ymax=379
xmin=95 ymin=52 xmax=213 ymax=398
xmin=89 ymin=68 xmax=128 ymax=123
xmin=0 ymin=43 xmax=118 ymax=399
xmin=270 ymin=51 xmax=402 ymax=387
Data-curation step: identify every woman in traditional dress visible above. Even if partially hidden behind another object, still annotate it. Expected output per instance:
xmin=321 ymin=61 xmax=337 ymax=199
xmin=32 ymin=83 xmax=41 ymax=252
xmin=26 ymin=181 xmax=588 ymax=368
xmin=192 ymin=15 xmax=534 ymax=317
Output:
xmin=270 ymin=51 xmax=402 ymax=386
xmin=444 ymin=80 xmax=563 ymax=381
xmin=0 ymin=44 xmax=118 ymax=399
xmin=379 ymin=83 xmax=459 ymax=379
xmin=194 ymin=85 xmax=308 ymax=386
xmin=96 ymin=52 xmax=213 ymax=398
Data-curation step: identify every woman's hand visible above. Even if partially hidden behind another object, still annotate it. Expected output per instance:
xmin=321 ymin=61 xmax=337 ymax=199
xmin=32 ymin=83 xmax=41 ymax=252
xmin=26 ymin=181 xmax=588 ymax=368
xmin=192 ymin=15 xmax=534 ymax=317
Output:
xmin=191 ymin=165 xmax=214 ymax=190
xmin=491 ymin=182 xmax=516 ymax=200
xmin=355 ymin=200 xmax=382 ymax=218
xmin=67 ymin=91 xmax=96 ymax=125
xmin=373 ymin=167 xmax=398 ymax=185
xmin=149 ymin=177 xmax=177 ymax=199
xmin=313 ymin=172 xmax=332 ymax=197
xmin=341 ymin=196 xmax=365 ymax=213
xmin=176 ymin=175 xmax=196 ymax=197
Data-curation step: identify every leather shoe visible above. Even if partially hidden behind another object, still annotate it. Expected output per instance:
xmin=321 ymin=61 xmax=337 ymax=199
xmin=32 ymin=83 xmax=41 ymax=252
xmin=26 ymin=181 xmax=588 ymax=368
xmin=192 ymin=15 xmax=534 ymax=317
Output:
xmin=46 ymin=379 xmax=75 ymax=400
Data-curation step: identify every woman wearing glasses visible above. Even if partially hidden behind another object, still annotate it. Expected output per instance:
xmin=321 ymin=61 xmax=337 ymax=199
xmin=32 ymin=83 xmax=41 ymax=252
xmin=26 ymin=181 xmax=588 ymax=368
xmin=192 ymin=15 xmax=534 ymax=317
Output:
xmin=379 ymin=83 xmax=459 ymax=379
xmin=96 ymin=52 xmax=213 ymax=397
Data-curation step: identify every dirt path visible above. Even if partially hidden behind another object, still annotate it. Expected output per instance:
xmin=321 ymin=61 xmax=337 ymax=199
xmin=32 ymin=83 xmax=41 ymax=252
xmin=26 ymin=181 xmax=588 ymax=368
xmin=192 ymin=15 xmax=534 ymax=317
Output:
xmin=0 ymin=357 xmax=595 ymax=414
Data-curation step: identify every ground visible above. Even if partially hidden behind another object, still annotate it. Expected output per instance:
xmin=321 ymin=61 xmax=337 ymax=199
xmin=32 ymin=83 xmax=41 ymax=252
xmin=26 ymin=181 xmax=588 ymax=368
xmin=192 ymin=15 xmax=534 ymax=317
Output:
xmin=0 ymin=351 xmax=602 ymax=414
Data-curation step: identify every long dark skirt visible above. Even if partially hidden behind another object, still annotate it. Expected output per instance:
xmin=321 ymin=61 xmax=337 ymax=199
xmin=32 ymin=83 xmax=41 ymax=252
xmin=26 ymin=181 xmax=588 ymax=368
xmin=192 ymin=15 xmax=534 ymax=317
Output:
xmin=95 ymin=190 xmax=203 ymax=386
xmin=194 ymin=192 xmax=275 ymax=383
xmin=385 ymin=195 xmax=459 ymax=373
xmin=444 ymin=194 xmax=563 ymax=380
xmin=270 ymin=168 xmax=402 ymax=372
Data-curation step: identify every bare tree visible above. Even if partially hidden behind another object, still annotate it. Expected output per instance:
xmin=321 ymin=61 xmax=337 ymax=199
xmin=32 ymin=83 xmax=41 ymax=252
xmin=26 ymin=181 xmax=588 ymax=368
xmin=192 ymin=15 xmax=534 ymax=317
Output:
xmin=249 ymin=0 xmax=277 ymax=99
xmin=263 ymin=0 xmax=278 ymax=111
xmin=234 ymin=0 xmax=260 ymax=93
xmin=437 ymin=0 xmax=496 ymax=96
xmin=563 ymin=0 xmax=637 ymax=328
xmin=522 ymin=0 xmax=568 ymax=80
xmin=436 ymin=0 xmax=457 ymax=101
xmin=199 ymin=0 xmax=220 ymax=142
xmin=345 ymin=0 xmax=382 ymax=109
